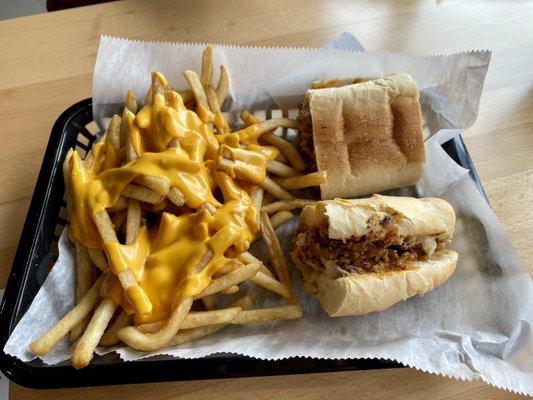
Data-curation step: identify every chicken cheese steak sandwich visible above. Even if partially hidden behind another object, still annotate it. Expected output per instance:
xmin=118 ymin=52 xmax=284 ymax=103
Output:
xmin=290 ymin=195 xmax=458 ymax=317
xmin=298 ymin=74 xmax=425 ymax=199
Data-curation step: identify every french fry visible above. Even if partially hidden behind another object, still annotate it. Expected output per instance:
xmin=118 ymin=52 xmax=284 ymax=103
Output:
xmin=111 ymin=210 xmax=127 ymax=232
xmin=167 ymin=296 xmax=251 ymax=347
xmin=239 ymin=252 xmax=273 ymax=277
xmin=261 ymin=199 xmax=315 ymax=214
xmin=87 ymin=248 xmax=109 ymax=273
xmin=125 ymin=198 xmax=141 ymax=244
xmin=106 ymin=115 xmax=122 ymax=153
xmin=120 ymin=111 xmax=131 ymax=152
xmin=206 ymin=85 xmax=230 ymax=134
xmin=250 ymin=186 xmax=263 ymax=208
xmin=194 ymin=262 xmax=260 ymax=299
xmin=261 ymin=132 xmax=305 ymax=171
xmin=259 ymin=176 xmax=294 ymax=200
xmin=166 ymin=89 xmax=182 ymax=110
xmin=275 ymin=171 xmax=327 ymax=190
xmin=167 ymin=187 xmax=186 ymax=207
xmin=164 ymin=139 xmax=187 ymax=207
xmin=260 ymin=212 xmax=295 ymax=302
xmin=122 ymin=107 xmax=139 ymax=163
xmin=205 ymin=85 xmax=220 ymax=113
xmin=200 ymin=44 xmax=213 ymax=87
xmin=138 ymin=307 xmax=241 ymax=333
xmin=162 ymin=306 xmax=302 ymax=344
xmin=29 ymin=275 xmax=105 ymax=356
xmin=124 ymin=90 xmax=138 ymax=113
xmin=136 ymin=175 xmax=170 ymax=196
xmin=267 ymin=160 xmax=299 ymax=177
xmin=217 ymin=157 xmax=255 ymax=184
xmin=122 ymin=184 xmax=163 ymax=204
xmin=168 ymin=324 xmax=226 ymax=347
xmin=94 ymin=210 xmax=118 ymax=243
xmin=118 ymin=298 xmax=193 ymax=351
xmin=117 ymin=269 xmax=152 ymax=315
xmin=253 ymin=210 xmax=293 ymax=243
xmin=213 ymin=259 xmax=242 ymax=278
xmin=216 ymin=65 xmax=229 ymax=106
xmin=183 ymin=70 xmax=210 ymax=111
xmin=151 ymin=71 xmax=168 ymax=96
xmin=200 ymin=202 xmax=217 ymax=215
xmin=108 ymin=196 xmax=128 ymax=213
xmin=136 ymin=321 xmax=166 ymax=334
xmin=94 ymin=210 xmax=152 ymax=315
xmin=99 ymin=310 xmax=132 ymax=346
xmin=250 ymin=187 xmax=263 ymax=231
xmin=257 ymin=118 xmax=300 ymax=134
xmin=72 ymin=298 xmax=117 ymax=369
xmin=232 ymin=305 xmax=302 ymax=324
xmin=250 ymin=271 xmax=291 ymax=299
xmin=240 ymin=109 xmax=259 ymax=126
xmin=70 ymin=244 xmax=96 ymax=342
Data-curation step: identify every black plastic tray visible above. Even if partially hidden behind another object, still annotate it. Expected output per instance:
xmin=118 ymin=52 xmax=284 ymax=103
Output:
xmin=0 ymin=99 xmax=486 ymax=389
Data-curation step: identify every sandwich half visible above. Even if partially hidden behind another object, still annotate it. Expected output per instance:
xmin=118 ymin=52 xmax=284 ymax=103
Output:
xmin=298 ymin=74 xmax=425 ymax=199
xmin=290 ymin=194 xmax=458 ymax=316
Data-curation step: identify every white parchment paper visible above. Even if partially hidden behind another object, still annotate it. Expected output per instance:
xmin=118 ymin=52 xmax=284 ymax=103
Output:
xmin=5 ymin=34 xmax=533 ymax=396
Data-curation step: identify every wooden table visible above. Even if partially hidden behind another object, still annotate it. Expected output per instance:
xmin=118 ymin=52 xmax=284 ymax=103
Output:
xmin=1 ymin=0 xmax=531 ymax=398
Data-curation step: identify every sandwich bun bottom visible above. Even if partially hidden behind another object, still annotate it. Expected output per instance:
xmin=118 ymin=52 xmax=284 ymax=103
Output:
xmin=310 ymin=249 xmax=458 ymax=317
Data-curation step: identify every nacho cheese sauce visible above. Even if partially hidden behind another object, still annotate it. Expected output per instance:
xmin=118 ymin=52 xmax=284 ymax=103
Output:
xmin=67 ymin=78 xmax=278 ymax=324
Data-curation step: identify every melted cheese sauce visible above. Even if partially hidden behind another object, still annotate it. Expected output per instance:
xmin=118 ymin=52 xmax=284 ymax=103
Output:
xmin=67 ymin=81 xmax=276 ymax=323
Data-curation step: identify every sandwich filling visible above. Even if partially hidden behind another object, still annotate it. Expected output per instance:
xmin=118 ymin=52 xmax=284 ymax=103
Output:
xmin=291 ymin=212 xmax=449 ymax=280
xmin=297 ymin=97 xmax=316 ymax=172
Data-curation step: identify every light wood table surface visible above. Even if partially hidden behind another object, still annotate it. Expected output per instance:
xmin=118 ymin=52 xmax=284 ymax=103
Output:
xmin=1 ymin=0 xmax=531 ymax=399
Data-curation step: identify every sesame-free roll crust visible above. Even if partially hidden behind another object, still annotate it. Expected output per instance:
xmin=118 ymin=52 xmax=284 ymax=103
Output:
xmin=302 ymin=74 xmax=425 ymax=199
xmin=291 ymin=195 xmax=458 ymax=317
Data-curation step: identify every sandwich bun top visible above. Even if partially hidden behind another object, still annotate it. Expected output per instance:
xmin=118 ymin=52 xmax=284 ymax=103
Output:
xmin=299 ymin=194 xmax=455 ymax=241
xmin=304 ymin=74 xmax=425 ymax=199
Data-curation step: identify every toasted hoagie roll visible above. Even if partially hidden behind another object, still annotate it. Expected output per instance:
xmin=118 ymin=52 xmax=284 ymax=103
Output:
xmin=290 ymin=194 xmax=458 ymax=316
xmin=298 ymin=75 xmax=425 ymax=199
